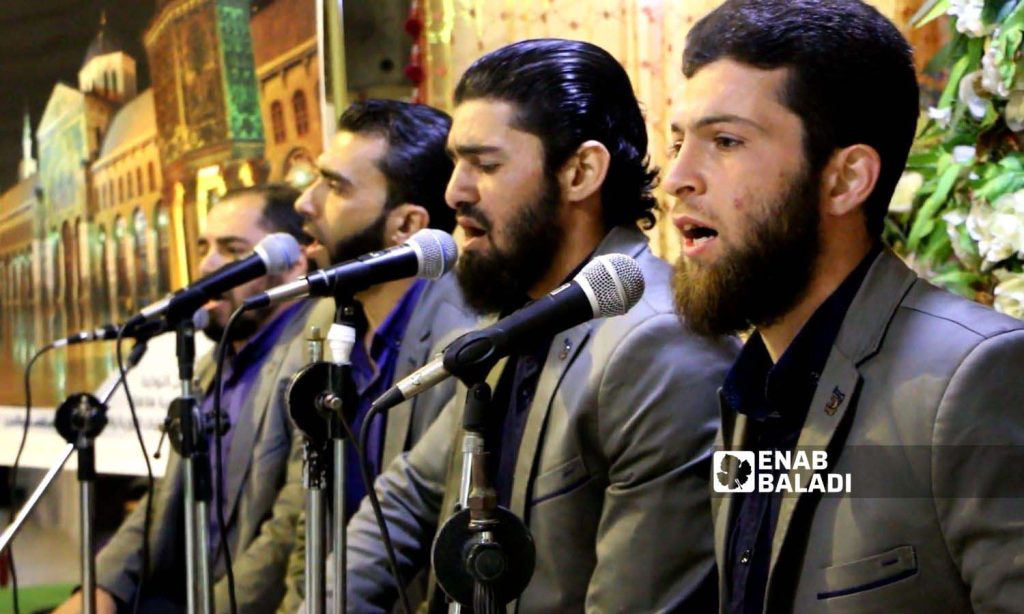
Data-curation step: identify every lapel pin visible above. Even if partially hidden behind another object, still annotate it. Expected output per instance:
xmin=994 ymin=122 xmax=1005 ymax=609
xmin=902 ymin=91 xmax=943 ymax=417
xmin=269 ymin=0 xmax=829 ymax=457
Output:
xmin=559 ymin=338 xmax=572 ymax=360
xmin=824 ymin=386 xmax=846 ymax=416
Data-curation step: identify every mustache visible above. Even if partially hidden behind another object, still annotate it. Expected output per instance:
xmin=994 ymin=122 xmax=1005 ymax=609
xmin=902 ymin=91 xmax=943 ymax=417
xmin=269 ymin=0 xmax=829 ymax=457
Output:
xmin=456 ymin=204 xmax=492 ymax=232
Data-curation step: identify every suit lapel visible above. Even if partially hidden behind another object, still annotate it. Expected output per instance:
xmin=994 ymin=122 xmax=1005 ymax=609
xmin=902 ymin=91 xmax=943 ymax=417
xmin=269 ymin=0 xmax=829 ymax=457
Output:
xmin=761 ymin=250 xmax=918 ymax=608
xmin=222 ymin=351 xmax=278 ymax=522
xmin=509 ymin=322 xmax=591 ymax=518
xmin=765 ymin=348 xmax=861 ymax=590
xmin=381 ymin=318 xmax=431 ymax=467
xmin=714 ymin=389 xmax=749 ymax=602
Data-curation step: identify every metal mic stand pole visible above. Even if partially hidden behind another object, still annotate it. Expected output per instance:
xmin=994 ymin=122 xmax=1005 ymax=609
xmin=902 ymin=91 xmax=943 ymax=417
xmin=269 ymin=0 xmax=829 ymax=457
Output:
xmin=171 ymin=319 xmax=214 ymax=614
xmin=0 ymin=340 xmax=148 ymax=610
xmin=289 ymin=327 xmax=329 ymax=614
xmin=287 ymin=297 xmax=358 ymax=614
xmin=326 ymin=297 xmax=358 ymax=614
xmin=434 ymin=381 xmax=535 ymax=614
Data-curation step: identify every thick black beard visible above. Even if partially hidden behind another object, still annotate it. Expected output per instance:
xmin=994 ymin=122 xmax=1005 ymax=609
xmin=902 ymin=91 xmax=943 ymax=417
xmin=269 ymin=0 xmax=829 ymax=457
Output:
xmin=456 ymin=176 xmax=563 ymax=315
xmin=672 ymin=165 xmax=822 ymax=337
xmin=328 ymin=210 xmax=388 ymax=264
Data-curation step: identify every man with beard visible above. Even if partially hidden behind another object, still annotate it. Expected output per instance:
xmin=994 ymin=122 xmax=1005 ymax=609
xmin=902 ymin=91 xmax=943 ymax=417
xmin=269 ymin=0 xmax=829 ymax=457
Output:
xmin=343 ymin=39 xmax=738 ymax=612
xmin=668 ymin=1 xmax=1024 ymax=612
xmin=54 ymin=184 xmax=330 ymax=614
xmin=279 ymin=99 xmax=478 ymax=612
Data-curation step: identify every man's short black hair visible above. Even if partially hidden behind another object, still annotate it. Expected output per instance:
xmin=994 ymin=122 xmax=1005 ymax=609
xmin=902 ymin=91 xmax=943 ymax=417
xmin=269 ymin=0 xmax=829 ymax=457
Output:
xmin=684 ymin=0 xmax=920 ymax=236
xmin=220 ymin=182 xmax=310 ymax=245
xmin=337 ymin=99 xmax=456 ymax=233
xmin=454 ymin=38 xmax=659 ymax=231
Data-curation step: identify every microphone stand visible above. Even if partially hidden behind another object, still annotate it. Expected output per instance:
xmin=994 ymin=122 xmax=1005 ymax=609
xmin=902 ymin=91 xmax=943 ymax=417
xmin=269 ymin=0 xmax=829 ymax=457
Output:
xmin=165 ymin=319 xmax=215 ymax=614
xmin=0 ymin=340 xmax=149 ymax=613
xmin=287 ymin=297 xmax=358 ymax=614
xmin=432 ymin=380 xmax=535 ymax=614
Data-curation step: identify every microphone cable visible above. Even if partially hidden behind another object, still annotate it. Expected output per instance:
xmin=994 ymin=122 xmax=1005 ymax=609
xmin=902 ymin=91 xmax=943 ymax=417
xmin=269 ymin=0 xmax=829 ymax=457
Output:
xmin=212 ymin=307 xmax=243 ymax=614
xmin=114 ymin=324 xmax=154 ymax=614
xmin=6 ymin=340 xmax=56 ymax=614
xmin=338 ymin=403 xmax=412 ymax=614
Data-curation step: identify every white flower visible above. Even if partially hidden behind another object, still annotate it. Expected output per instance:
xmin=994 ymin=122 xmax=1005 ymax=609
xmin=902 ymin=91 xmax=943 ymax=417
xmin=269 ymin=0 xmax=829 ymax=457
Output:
xmin=993 ymin=269 xmax=1024 ymax=319
xmin=949 ymin=0 xmax=992 ymax=37
xmin=1006 ymin=90 xmax=1024 ymax=132
xmin=953 ymin=145 xmax=977 ymax=164
xmin=928 ymin=106 xmax=953 ymax=128
xmin=967 ymin=194 xmax=1024 ymax=267
xmin=943 ymin=209 xmax=980 ymax=266
xmin=959 ymin=71 xmax=991 ymax=120
xmin=981 ymin=33 xmax=1010 ymax=97
xmin=889 ymin=172 xmax=924 ymax=213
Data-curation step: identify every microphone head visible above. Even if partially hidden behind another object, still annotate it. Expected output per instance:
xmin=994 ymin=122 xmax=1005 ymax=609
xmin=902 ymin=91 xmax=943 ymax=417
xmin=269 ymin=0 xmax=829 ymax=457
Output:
xmin=575 ymin=254 xmax=645 ymax=318
xmin=254 ymin=233 xmax=303 ymax=275
xmin=407 ymin=229 xmax=458 ymax=280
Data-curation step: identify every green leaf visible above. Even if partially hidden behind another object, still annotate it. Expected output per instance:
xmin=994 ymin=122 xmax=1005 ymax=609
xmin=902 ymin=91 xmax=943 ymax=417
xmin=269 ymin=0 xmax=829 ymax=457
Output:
xmin=974 ymin=170 xmax=1024 ymax=200
xmin=939 ymin=54 xmax=972 ymax=110
xmin=908 ymin=162 xmax=962 ymax=251
xmin=911 ymin=0 xmax=949 ymax=27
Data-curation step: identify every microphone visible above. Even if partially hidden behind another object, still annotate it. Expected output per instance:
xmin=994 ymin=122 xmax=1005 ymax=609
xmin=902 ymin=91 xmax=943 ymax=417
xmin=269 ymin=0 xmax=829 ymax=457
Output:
xmin=373 ymin=253 xmax=645 ymax=410
xmin=127 ymin=232 xmax=301 ymax=327
xmin=243 ymin=228 xmax=457 ymax=310
xmin=53 ymin=310 xmax=211 ymax=348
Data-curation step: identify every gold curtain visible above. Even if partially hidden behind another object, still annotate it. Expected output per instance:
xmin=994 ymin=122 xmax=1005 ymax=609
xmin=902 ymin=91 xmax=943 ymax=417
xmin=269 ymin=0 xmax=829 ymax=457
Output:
xmin=420 ymin=0 xmax=941 ymax=261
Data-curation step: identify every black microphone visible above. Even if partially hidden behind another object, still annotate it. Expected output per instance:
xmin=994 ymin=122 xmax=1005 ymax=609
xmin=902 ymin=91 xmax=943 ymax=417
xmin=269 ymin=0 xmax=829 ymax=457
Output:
xmin=127 ymin=232 xmax=302 ymax=328
xmin=373 ymin=253 xmax=645 ymax=410
xmin=243 ymin=228 xmax=457 ymax=310
xmin=53 ymin=310 xmax=211 ymax=348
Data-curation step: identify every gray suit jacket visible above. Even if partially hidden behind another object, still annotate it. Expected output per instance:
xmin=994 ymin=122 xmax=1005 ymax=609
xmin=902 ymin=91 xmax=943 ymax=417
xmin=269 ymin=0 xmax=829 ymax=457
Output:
xmin=279 ymin=273 xmax=479 ymax=612
xmin=346 ymin=226 xmax=740 ymax=613
xmin=713 ymin=249 xmax=1024 ymax=613
xmin=95 ymin=298 xmax=336 ymax=613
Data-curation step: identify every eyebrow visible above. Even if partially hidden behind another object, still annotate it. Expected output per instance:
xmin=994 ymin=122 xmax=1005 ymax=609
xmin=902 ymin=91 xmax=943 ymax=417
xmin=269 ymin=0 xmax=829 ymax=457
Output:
xmin=197 ymin=236 xmax=251 ymax=249
xmin=318 ymin=167 xmax=354 ymax=187
xmin=671 ymin=114 xmax=768 ymax=135
xmin=446 ymin=144 xmax=504 ymax=159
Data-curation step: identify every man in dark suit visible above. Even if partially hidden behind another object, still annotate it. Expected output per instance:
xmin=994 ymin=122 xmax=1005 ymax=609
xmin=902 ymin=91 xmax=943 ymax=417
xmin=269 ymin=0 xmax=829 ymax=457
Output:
xmin=667 ymin=1 xmax=1024 ymax=611
xmin=55 ymin=183 xmax=323 ymax=613
xmin=343 ymin=40 xmax=738 ymax=613
xmin=279 ymin=99 xmax=478 ymax=612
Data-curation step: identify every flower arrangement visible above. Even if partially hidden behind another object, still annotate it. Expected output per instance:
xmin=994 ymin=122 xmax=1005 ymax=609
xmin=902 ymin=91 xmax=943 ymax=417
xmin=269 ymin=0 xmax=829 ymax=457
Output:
xmin=887 ymin=0 xmax=1024 ymax=318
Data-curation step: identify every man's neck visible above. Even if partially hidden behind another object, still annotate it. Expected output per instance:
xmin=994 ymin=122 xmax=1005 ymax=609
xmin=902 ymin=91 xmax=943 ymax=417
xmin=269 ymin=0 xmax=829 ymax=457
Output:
xmin=356 ymin=277 xmax=414 ymax=348
xmin=760 ymin=235 xmax=875 ymax=363
xmin=527 ymin=219 xmax=606 ymax=300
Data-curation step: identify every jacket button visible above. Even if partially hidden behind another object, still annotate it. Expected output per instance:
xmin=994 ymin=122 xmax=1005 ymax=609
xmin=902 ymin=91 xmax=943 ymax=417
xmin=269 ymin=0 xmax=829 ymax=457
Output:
xmin=740 ymin=549 xmax=752 ymax=564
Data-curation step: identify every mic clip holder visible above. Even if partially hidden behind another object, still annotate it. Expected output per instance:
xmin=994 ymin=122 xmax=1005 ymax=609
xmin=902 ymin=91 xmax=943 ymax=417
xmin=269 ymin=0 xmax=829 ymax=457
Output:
xmin=286 ymin=296 xmax=360 ymax=614
xmin=432 ymin=381 xmax=536 ymax=612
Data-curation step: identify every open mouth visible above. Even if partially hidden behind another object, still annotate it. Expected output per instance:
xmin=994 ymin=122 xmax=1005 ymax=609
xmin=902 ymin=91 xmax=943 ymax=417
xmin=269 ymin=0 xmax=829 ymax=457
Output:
xmin=458 ymin=217 xmax=488 ymax=240
xmin=681 ymin=223 xmax=718 ymax=245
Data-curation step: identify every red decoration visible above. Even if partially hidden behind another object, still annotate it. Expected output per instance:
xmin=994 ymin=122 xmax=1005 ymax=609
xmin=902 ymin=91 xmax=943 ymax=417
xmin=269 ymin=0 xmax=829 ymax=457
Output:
xmin=404 ymin=64 xmax=425 ymax=85
xmin=404 ymin=16 xmax=424 ymax=38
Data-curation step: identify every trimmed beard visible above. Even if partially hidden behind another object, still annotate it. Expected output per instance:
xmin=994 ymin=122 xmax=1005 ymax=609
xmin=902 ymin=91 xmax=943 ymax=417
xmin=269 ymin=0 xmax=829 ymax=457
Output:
xmin=672 ymin=164 xmax=822 ymax=337
xmin=455 ymin=174 xmax=563 ymax=315
xmin=328 ymin=209 xmax=389 ymax=265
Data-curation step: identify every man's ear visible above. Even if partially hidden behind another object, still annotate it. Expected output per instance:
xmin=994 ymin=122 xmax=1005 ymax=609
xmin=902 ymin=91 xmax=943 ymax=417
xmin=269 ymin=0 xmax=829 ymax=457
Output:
xmin=384 ymin=204 xmax=430 ymax=246
xmin=821 ymin=144 xmax=881 ymax=218
xmin=558 ymin=140 xmax=611 ymax=203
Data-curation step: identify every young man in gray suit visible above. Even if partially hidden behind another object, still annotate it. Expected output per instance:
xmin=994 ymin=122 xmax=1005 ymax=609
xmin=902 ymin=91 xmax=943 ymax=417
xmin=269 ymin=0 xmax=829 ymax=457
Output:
xmin=279 ymin=99 xmax=478 ymax=612
xmin=54 ymin=184 xmax=330 ymax=613
xmin=668 ymin=1 xmax=1024 ymax=611
xmin=343 ymin=39 xmax=738 ymax=612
